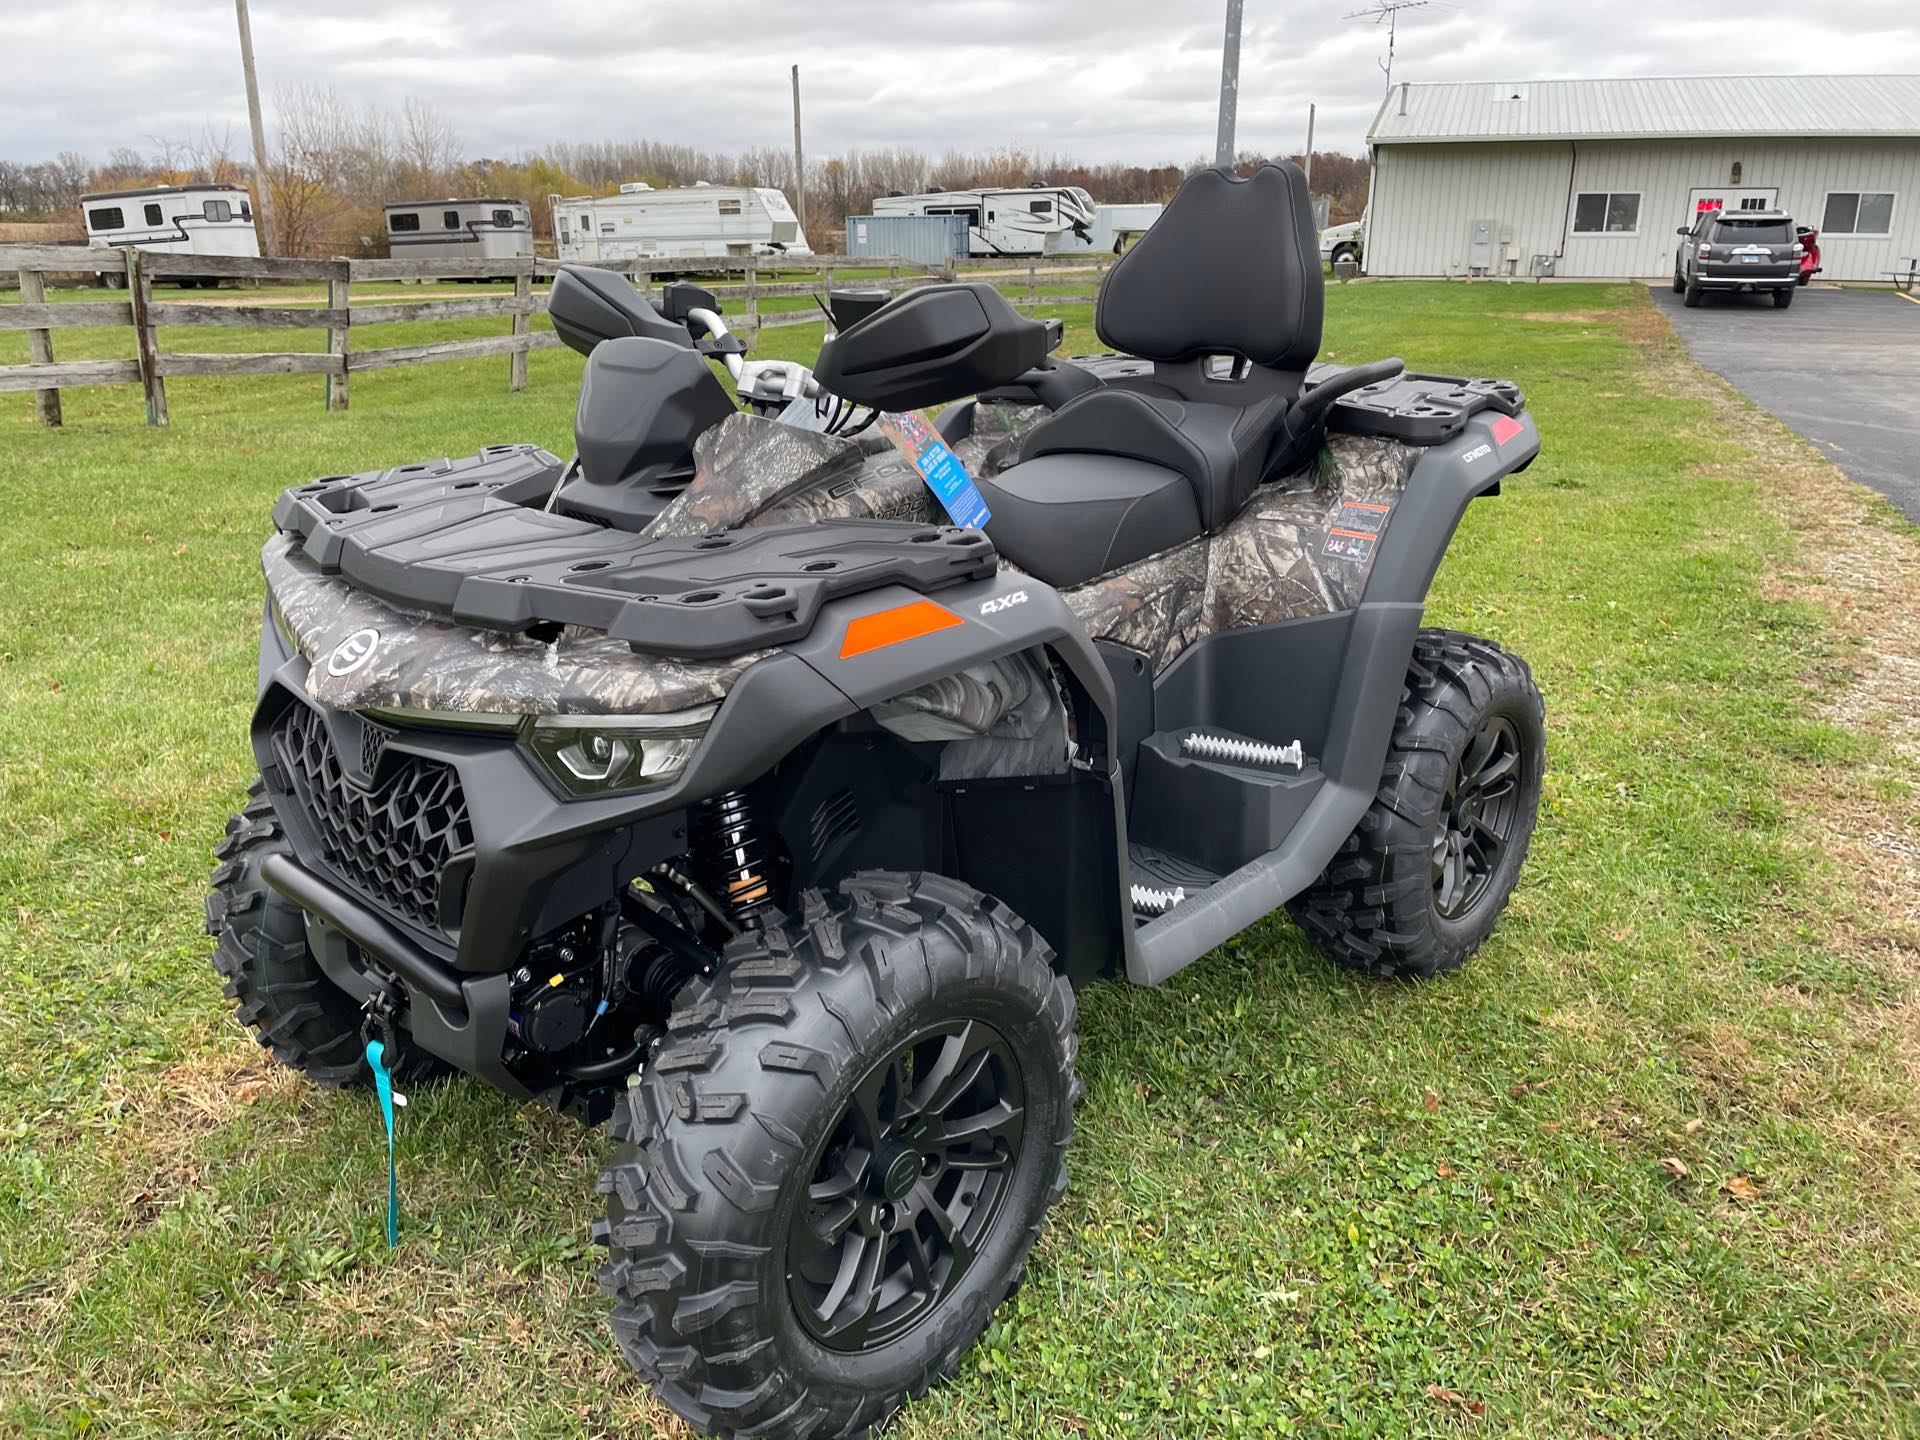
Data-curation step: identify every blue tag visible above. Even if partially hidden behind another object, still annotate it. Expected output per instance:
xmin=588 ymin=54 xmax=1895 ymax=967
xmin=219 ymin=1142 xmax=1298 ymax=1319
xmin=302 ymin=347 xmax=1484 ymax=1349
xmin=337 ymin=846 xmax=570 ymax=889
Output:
xmin=878 ymin=412 xmax=992 ymax=530
xmin=365 ymin=1039 xmax=399 ymax=1248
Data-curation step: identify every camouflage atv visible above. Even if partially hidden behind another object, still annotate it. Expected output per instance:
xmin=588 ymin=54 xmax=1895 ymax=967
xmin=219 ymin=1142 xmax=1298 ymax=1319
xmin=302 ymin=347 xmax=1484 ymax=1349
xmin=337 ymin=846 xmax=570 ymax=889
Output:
xmin=209 ymin=162 xmax=1545 ymax=1439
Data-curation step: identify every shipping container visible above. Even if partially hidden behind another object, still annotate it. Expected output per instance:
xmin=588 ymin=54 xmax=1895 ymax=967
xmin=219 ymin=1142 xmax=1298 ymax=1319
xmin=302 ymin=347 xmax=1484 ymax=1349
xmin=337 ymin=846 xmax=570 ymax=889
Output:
xmin=844 ymin=213 xmax=970 ymax=265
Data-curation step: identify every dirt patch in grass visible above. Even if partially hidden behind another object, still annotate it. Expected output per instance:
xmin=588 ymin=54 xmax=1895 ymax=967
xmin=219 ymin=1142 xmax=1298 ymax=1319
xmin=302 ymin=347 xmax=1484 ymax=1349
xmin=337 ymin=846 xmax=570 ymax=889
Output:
xmin=1514 ymin=309 xmax=1619 ymax=324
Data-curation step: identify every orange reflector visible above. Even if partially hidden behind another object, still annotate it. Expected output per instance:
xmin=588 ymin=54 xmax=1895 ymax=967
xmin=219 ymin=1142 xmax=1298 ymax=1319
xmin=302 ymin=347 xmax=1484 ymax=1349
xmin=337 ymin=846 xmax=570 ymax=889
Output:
xmin=839 ymin=599 xmax=963 ymax=659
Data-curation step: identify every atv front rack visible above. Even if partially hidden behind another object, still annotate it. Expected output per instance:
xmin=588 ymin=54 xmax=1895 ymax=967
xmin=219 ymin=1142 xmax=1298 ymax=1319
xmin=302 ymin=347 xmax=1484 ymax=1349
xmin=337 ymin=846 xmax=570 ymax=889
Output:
xmin=273 ymin=447 xmax=996 ymax=659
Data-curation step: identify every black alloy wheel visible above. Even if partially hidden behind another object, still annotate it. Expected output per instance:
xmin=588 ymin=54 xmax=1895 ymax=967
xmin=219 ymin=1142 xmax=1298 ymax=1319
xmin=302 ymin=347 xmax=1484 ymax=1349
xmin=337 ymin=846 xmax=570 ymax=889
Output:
xmin=788 ymin=1019 xmax=1026 ymax=1353
xmin=1432 ymin=714 xmax=1525 ymax=921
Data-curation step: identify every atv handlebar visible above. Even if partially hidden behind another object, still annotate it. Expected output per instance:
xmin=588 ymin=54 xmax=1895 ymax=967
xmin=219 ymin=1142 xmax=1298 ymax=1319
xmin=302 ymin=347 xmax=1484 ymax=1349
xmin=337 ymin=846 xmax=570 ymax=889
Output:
xmin=684 ymin=305 xmax=823 ymax=410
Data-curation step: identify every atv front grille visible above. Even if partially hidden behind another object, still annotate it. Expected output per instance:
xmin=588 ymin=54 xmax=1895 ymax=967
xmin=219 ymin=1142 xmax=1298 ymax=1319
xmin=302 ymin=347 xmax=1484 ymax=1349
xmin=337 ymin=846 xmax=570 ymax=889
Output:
xmin=273 ymin=703 xmax=473 ymax=934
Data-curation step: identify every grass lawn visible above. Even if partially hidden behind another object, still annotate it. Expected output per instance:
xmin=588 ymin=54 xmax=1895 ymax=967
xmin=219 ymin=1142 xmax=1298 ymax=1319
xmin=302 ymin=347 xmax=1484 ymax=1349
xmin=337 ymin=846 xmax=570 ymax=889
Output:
xmin=2 ymin=281 xmax=1917 ymax=1439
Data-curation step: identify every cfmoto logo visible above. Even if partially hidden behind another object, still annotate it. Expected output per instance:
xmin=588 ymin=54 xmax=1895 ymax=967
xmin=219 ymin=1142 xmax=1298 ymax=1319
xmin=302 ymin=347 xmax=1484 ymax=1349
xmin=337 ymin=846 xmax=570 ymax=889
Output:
xmin=327 ymin=627 xmax=381 ymax=677
xmin=980 ymin=590 xmax=1029 ymax=616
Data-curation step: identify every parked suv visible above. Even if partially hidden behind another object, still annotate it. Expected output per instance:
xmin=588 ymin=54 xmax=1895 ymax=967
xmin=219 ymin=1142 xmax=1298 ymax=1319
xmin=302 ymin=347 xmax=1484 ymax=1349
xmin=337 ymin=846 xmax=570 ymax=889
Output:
xmin=1673 ymin=209 xmax=1801 ymax=308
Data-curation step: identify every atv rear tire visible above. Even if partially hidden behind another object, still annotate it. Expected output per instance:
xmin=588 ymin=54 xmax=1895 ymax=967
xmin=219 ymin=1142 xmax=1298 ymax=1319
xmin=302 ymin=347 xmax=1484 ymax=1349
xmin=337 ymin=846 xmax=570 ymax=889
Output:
xmin=1289 ymin=629 xmax=1544 ymax=980
xmin=595 ymin=871 xmax=1078 ymax=1440
xmin=206 ymin=779 xmax=442 ymax=1087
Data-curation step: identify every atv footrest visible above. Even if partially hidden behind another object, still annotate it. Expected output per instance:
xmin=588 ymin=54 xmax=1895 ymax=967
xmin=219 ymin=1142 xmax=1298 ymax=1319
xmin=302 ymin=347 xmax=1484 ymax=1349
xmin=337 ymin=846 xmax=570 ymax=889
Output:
xmin=1127 ymin=843 xmax=1220 ymax=920
xmin=1128 ymin=728 xmax=1325 ymax=876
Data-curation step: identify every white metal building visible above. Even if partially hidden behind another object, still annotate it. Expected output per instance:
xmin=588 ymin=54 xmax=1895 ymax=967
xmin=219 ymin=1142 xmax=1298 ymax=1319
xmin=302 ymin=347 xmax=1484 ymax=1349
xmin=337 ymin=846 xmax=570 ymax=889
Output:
xmin=1363 ymin=75 xmax=1920 ymax=282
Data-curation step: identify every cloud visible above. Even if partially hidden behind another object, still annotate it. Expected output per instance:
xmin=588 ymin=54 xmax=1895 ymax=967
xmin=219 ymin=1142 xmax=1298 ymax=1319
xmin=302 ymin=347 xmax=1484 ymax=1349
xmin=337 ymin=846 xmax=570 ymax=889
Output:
xmin=4 ymin=0 xmax=1918 ymax=166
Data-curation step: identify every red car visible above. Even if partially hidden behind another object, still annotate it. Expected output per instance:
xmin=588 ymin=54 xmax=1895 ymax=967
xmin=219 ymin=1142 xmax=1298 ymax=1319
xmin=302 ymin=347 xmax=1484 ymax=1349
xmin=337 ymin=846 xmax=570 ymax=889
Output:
xmin=1796 ymin=225 xmax=1822 ymax=285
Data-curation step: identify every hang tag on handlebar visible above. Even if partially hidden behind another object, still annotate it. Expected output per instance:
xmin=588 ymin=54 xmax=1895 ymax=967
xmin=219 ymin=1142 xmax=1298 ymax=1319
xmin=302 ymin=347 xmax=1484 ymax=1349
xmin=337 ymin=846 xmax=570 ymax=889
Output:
xmin=877 ymin=411 xmax=992 ymax=531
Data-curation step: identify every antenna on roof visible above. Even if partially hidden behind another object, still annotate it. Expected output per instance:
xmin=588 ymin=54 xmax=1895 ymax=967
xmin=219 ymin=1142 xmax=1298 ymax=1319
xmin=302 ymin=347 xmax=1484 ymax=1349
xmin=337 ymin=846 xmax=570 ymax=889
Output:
xmin=1343 ymin=0 xmax=1452 ymax=92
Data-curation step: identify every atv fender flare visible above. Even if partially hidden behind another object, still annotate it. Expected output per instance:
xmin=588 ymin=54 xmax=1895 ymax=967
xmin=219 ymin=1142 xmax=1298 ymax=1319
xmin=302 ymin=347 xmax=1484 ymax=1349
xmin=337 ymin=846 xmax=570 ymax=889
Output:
xmin=781 ymin=571 xmax=1137 ymax=983
xmin=1127 ymin=409 xmax=1540 ymax=985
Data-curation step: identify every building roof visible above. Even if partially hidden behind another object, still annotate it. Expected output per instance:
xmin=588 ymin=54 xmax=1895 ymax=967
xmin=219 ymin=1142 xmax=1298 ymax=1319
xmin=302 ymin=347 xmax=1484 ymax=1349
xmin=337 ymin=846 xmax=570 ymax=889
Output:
xmin=1369 ymin=74 xmax=1920 ymax=145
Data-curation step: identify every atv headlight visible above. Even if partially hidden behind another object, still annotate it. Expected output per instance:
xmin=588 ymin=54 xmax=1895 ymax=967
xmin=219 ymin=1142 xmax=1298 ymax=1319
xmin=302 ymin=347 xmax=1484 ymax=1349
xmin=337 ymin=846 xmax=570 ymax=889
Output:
xmin=523 ymin=706 xmax=717 ymax=797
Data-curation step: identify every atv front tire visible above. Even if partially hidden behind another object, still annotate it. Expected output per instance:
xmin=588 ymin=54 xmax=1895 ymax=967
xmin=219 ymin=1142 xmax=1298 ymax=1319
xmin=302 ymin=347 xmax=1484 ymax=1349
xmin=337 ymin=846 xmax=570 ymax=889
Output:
xmin=595 ymin=871 xmax=1078 ymax=1440
xmin=206 ymin=779 xmax=442 ymax=1086
xmin=1290 ymin=629 xmax=1544 ymax=979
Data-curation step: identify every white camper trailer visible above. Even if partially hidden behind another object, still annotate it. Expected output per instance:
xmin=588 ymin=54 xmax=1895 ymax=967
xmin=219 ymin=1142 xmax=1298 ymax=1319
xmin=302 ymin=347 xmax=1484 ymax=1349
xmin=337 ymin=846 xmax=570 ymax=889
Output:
xmin=81 ymin=182 xmax=259 ymax=288
xmin=383 ymin=198 xmax=533 ymax=265
xmin=549 ymin=184 xmax=811 ymax=265
xmin=1052 ymin=202 xmax=1164 ymax=255
xmin=870 ymin=186 xmax=1098 ymax=257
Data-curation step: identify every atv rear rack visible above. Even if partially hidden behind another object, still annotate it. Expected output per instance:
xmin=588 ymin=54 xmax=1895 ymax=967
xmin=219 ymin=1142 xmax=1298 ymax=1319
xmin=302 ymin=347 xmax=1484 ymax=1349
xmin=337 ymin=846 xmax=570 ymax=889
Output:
xmin=1065 ymin=357 xmax=1526 ymax=445
xmin=273 ymin=447 xmax=997 ymax=659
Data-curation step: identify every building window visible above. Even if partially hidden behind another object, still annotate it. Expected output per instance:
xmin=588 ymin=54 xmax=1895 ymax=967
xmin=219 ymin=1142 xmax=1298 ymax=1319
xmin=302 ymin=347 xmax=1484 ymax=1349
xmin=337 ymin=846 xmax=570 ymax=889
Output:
xmin=1822 ymin=191 xmax=1895 ymax=236
xmin=1572 ymin=192 xmax=1640 ymax=234
xmin=202 ymin=199 xmax=233 ymax=222
xmin=144 ymin=202 xmax=163 ymax=225
xmin=389 ymin=212 xmax=421 ymax=232
xmin=87 ymin=206 xmax=125 ymax=230
xmin=492 ymin=208 xmax=514 ymax=226
xmin=718 ymin=199 xmax=743 ymax=215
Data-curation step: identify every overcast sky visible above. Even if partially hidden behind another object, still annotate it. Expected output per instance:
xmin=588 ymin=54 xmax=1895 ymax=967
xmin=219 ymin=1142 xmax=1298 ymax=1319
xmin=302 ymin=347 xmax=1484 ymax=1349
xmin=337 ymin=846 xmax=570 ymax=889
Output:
xmin=9 ymin=1 xmax=1920 ymax=166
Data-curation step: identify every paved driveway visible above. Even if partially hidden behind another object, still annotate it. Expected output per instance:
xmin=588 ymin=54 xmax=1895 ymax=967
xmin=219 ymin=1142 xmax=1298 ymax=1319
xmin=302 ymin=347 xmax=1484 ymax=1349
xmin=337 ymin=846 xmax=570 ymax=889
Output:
xmin=1649 ymin=286 xmax=1920 ymax=522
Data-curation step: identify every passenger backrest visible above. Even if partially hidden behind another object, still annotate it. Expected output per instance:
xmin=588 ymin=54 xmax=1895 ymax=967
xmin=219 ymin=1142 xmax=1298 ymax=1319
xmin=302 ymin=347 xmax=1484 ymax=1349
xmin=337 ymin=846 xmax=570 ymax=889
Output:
xmin=1095 ymin=163 xmax=1324 ymax=374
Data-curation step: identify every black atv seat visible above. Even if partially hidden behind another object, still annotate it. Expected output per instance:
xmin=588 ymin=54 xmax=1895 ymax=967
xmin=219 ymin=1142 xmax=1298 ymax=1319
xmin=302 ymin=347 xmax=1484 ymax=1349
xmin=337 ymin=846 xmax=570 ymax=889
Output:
xmin=977 ymin=163 xmax=1325 ymax=588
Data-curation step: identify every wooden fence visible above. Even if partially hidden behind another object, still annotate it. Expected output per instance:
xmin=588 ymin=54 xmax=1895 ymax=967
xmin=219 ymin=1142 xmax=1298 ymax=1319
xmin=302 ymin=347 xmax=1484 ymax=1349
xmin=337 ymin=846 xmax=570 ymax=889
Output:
xmin=0 ymin=246 xmax=1109 ymax=428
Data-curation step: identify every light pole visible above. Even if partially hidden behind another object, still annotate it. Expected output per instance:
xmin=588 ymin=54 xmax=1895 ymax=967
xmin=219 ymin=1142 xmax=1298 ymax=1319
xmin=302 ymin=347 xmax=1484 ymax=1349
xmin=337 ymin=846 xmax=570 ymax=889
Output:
xmin=1214 ymin=0 xmax=1244 ymax=168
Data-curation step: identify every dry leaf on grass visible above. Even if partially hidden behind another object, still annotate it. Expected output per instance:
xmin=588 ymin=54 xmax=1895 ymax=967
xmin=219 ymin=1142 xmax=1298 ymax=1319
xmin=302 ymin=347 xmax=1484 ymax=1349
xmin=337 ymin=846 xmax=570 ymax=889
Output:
xmin=1723 ymin=1174 xmax=1761 ymax=1201
xmin=1659 ymin=1156 xmax=1690 ymax=1179
xmin=1423 ymin=1088 xmax=1440 ymax=1112
xmin=1683 ymin=1118 xmax=1705 ymax=1135
xmin=1436 ymin=1164 xmax=1456 ymax=1179
xmin=1425 ymin=1384 xmax=1487 ymax=1417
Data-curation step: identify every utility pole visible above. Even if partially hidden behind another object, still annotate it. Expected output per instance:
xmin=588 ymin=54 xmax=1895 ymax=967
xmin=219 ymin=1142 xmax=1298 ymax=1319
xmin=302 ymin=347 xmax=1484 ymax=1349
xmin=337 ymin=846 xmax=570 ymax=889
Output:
xmin=1214 ymin=0 xmax=1243 ymax=168
xmin=790 ymin=65 xmax=806 ymax=239
xmin=1303 ymin=102 xmax=1316 ymax=189
xmin=1343 ymin=0 xmax=1432 ymax=93
xmin=234 ymin=0 xmax=275 ymax=255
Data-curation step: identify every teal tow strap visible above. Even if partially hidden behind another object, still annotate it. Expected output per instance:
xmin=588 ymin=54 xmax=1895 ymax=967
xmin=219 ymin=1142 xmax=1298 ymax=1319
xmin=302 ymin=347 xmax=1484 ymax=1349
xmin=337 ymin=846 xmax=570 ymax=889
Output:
xmin=365 ymin=1039 xmax=400 ymax=1247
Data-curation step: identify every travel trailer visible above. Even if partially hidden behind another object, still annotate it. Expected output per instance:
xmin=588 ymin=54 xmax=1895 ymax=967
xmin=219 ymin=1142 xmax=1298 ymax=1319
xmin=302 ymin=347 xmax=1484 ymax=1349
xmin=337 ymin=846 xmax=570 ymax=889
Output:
xmin=383 ymin=198 xmax=534 ymax=265
xmin=870 ymin=185 xmax=1098 ymax=256
xmin=1053 ymin=202 xmax=1163 ymax=255
xmin=549 ymin=184 xmax=811 ymax=264
xmin=81 ymin=182 xmax=258 ymax=287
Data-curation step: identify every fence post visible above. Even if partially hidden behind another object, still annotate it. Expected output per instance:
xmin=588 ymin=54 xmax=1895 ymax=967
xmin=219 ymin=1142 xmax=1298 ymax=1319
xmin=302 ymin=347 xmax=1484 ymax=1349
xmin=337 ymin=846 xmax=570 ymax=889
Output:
xmin=1026 ymin=261 xmax=1037 ymax=307
xmin=326 ymin=266 xmax=350 ymax=411
xmin=126 ymin=249 xmax=169 ymax=428
xmin=17 ymin=266 xmax=61 ymax=428
xmin=509 ymin=263 xmax=531 ymax=393
xmin=744 ymin=262 xmax=759 ymax=337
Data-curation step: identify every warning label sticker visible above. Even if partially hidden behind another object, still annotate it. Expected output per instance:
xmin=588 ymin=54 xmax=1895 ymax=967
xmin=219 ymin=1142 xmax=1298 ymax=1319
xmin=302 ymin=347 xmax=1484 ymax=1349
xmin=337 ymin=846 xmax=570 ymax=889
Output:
xmin=1322 ymin=498 xmax=1392 ymax=562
